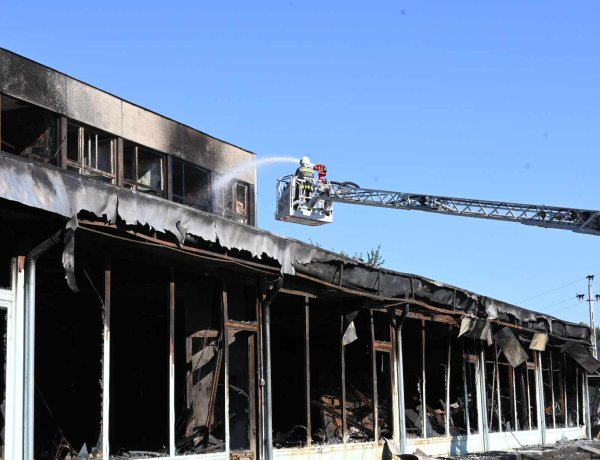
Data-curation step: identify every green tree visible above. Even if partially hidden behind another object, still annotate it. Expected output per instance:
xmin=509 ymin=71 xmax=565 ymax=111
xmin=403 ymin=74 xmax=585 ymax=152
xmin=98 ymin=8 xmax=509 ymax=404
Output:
xmin=340 ymin=245 xmax=385 ymax=268
xmin=310 ymin=240 xmax=386 ymax=268
xmin=363 ymin=244 xmax=385 ymax=268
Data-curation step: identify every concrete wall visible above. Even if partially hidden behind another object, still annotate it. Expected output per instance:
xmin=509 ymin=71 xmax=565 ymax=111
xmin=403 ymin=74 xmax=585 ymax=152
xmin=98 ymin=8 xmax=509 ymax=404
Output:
xmin=268 ymin=426 xmax=587 ymax=460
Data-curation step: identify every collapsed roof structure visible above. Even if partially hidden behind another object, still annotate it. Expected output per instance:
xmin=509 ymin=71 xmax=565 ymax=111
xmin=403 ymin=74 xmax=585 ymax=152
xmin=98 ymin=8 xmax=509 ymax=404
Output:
xmin=0 ymin=48 xmax=597 ymax=460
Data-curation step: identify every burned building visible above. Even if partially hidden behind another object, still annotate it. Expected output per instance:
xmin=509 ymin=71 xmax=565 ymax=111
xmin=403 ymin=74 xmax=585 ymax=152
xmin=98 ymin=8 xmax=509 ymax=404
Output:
xmin=0 ymin=48 xmax=598 ymax=460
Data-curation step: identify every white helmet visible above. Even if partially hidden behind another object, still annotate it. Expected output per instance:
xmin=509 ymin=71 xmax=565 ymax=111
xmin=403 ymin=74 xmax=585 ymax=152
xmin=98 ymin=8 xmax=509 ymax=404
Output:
xmin=300 ymin=156 xmax=311 ymax=167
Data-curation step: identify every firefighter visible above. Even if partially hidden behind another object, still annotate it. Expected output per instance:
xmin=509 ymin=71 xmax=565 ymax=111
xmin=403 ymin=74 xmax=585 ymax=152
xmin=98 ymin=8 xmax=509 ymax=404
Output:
xmin=294 ymin=156 xmax=315 ymax=205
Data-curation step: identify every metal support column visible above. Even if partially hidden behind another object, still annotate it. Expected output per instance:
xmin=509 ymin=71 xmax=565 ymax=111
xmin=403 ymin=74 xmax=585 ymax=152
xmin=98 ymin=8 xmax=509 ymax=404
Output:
xmin=256 ymin=289 xmax=264 ymax=460
xmin=445 ymin=328 xmax=452 ymax=437
xmin=24 ymin=231 xmax=62 ymax=460
xmin=421 ymin=320 xmax=427 ymax=438
xmin=222 ymin=282 xmax=231 ymax=457
xmin=478 ymin=347 xmax=490 ymax=451
xmin=370 ymin=310 xmax=379 ymax=441
xmin=494 ymin=346 xmax=502 ymax=432
xmin=576 ymin=369 xmax=580 ymax=427
xmin=4 ymin=258 xmax=24 ymax=460
xmin=511 ymin=367 xmax=518 ymax=430
xmin=461 ymin=343 xmax=471 ymax=435
xmin=169 ymin=270 xmax=176 ymax=456
xmin=585 ymin=375 xmax=592 ymax=439
xmin=549 ymin=352 xmax=556 ymax=429
xmin=525 ymin=364 xmax=532 ymax=431
xmin=304 ymin=297 xmax=311 ymax=447
xmin=340 ymin=315 xmax=348 ymax=442
xmin=388 ymin=308 xmax=402 ymax=452
xmin=395 ymin=307 xmax=408 ymax=454
xmin=102 ymin=257 xmax=111 ymax=460
xmin=535 ymin=351 xmax=546 ymax=445
xmin=261 ymin=277 xmax=281 ymax=460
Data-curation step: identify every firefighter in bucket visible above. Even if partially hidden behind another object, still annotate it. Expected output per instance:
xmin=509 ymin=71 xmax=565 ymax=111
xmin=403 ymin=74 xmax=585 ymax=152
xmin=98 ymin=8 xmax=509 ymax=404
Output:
xmin=294 ymin=156 xmax=315 ymax=207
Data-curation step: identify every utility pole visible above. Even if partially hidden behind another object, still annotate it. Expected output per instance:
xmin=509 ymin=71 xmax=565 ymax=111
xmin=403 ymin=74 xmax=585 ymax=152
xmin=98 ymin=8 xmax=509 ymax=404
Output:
xmin=578 ymin=275 xmax=597 ymax=358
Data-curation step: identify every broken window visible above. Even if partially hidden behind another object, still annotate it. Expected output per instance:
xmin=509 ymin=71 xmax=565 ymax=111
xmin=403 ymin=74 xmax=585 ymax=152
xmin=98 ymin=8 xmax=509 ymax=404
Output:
xmin=372 ymin=310 xmax=392 ymax=440
xmin=224 ymin=281 xmax=258 ymax=454
xmin=123 ymin=143 xmax=165 ymax=196
xmin=462 ymin=342 xmax=479 ymax=434
xmin=484 ymin=342 xmax=524 ymax=432
xmin=0 ymin=94 xmax=58 ymax=164
xmin=66 ymin=122 xmax=116 ymax=183
xmin=343 ymin=309 xmax=374 ymax=442
xmin=498 ymin=350 xmax=515 ymax=430
xmin=402 ymin=319 xmax=480 ymax=439
xmin=402 ymin=318 xmax=425 ymax=438
xmin=174 ymin=276 xmax=225 ymax=455
xmin=483 ymin=331 xmax=539 ymax=432
xmin=401 ymin=318 xmax=477 ymax=439
xmin=309 ymin=305 xmax=344 ymax=445
xmin=34 ymin=252 xmax=103 ymax=459
xmin=441 ymin=331 xmax=479 ymax=436
xmin=227 ymin=330 xmax=256 ymax=452
xmin=579 ymin=365 xmax=586 ymax=427
xmin=512 ymin=348 xmax=538 ymax=431
xmin=109 ymin=260 xmax=169 ymax=457
xmin=227 ymin=282 xmax=257 ymax=322
xmin=527 ymin=358 xmax=539 ymax=429
xmin=172 ymin=158 xmax=211 ymax=212
xmin=374 ymin=350 xmax=392 ymax=439
xmin=484 ymin=345 xmax=500 ymax=432
xmin=372 ymin=310 xmax=390 ymax=342
xmin=564 ymin=354 xmax=581 ymax=427
xmin=224 ymin=181 xmax=250 ymax=225
xmin=541 ymin=350 xmax=552 ymax=428
xmin=271 ymin=295 xmax=308 ymax=448
xmin=541 ymin=348 xmax=581 ymax=429
xmin=424 ymin=322 xmax=451 ymax=437
xmin=540 ymin=347 xmax=572 ymax=430
xmin=551 ymin=350 xmax=566 ymax=428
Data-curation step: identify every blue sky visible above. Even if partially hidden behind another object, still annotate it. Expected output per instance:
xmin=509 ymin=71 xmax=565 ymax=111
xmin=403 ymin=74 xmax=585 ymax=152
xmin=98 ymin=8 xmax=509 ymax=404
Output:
xmin=2 ymin=1 xmax=600 ymax=324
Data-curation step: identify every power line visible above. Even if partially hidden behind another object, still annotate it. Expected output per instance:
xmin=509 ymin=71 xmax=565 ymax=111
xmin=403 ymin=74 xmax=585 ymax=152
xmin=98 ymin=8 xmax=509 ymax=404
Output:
xmin=537 ymin=296 xmax=574 ymax=311
xmin=546 ymin=301 xmax=583 ymax=315
xmin=516 ymin=276 xmax=587 ymax=303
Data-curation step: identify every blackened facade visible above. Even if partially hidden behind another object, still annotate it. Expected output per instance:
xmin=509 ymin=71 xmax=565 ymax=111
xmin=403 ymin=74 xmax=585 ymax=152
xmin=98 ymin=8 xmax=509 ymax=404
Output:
xmin=0 ymin=49 xmax=597 ymax=460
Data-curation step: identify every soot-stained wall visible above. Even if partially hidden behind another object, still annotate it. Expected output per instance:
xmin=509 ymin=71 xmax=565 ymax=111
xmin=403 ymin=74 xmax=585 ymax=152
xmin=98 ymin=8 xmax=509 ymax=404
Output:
xmin=0 ymin=48 xmax=256 ymax=185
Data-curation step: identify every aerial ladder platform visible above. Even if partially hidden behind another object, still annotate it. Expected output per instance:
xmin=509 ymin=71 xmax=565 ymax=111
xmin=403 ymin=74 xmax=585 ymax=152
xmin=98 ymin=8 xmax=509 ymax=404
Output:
xmin=275 ymin=163 xmax=600 ymax=236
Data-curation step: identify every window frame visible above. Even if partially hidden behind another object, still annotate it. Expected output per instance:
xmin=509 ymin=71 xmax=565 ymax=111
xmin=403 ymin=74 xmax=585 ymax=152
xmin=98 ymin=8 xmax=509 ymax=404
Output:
xmin=122 ymin=143 xmax=166 ymax=197
xmin=0 ymin=93 xmax=59 ymax=165
xmin=224 ymin=180 xmax=250 ymax=224
xmin=66 ymin=122 xmax=116 ymax=183
xmin=171 ymin=157 xmax=212 ymax=212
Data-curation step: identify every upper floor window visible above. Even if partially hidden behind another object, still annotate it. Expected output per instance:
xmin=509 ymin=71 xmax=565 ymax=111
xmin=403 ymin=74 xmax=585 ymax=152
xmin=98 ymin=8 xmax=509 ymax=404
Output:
xmin=0 ymin=94 xmax=58 ymax=165
xmin=224 ymin=181 xmax=249 ymax=224
xmin=66 ymin=122 xmax=116 ymax=183
xmin=1 ymin=94 xmax=255 ymax=224
xmin=123 ymin=143 xmax=165 ymax=197
xmin=172 ymin=158 xmax=211 ymax=212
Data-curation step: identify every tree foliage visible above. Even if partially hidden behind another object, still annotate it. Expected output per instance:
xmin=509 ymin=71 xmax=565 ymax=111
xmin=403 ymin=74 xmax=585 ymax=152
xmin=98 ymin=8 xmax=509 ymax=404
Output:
xmin=339 ymin=244 xmax=385 ymax=268
xmin=364 ymin=244 xmax=385 ymax=268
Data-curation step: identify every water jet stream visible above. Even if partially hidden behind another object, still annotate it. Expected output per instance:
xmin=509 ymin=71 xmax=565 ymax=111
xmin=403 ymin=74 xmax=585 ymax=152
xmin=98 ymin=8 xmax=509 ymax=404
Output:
xmin=212 ymin=156 xmax=299 ymax=192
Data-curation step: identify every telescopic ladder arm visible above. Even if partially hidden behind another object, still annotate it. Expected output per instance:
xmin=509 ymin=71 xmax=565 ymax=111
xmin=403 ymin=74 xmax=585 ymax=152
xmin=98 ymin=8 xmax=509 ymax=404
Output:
xmin=315 ymin=183 xmax=600 ymax=236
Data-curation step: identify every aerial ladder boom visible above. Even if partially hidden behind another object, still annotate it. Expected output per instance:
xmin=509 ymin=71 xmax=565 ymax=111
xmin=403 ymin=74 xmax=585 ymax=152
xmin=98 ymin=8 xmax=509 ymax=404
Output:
xmin=275 ymin=164 xmax=600 ymax=235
